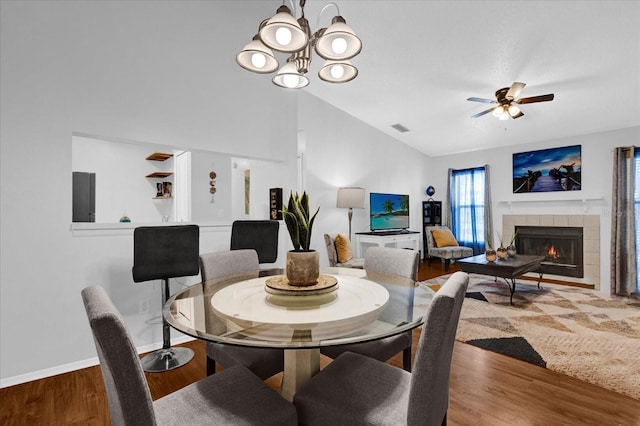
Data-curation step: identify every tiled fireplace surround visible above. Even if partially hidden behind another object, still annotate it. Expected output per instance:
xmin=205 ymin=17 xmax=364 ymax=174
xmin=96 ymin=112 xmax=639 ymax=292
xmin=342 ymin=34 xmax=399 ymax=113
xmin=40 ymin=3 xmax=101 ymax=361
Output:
xmin=502 ymin=214 xmax=600 ymax=288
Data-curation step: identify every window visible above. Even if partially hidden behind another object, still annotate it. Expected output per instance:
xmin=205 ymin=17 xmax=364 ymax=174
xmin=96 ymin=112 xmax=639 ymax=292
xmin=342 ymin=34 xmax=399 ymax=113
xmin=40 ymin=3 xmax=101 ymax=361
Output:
xmin=450 ymin=167 xmax=486 ymax=254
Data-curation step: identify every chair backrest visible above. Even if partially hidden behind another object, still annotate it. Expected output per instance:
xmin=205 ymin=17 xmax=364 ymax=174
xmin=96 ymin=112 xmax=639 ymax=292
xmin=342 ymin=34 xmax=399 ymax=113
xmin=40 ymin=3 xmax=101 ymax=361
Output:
xmin=407 ymin=271 xmax=469 ymax=426
xmin=230 ymin=220 xmax=279 ymax=264
xmin=363 ymin=246 xmax=420 ymax=280
xmin=199 ymin=249 xmax=260 ymax=282
xmin=424 ymin=225 xmax=453 ymax=251
xmin=81 ymin=285 xmax=156 ymax=426
xmin=132 ymin=225 xmax=200 ymax=282
xmin=324 ymin=234 xmax=339 ymax=266
xmin=198 ymin=250 xmax=260 ymax=337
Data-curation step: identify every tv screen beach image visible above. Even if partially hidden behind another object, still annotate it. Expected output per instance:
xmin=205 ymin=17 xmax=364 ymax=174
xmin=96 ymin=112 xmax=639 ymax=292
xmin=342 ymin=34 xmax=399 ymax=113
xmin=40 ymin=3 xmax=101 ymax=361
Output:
xmin=370 ymin=193 xmax=410 ymax=230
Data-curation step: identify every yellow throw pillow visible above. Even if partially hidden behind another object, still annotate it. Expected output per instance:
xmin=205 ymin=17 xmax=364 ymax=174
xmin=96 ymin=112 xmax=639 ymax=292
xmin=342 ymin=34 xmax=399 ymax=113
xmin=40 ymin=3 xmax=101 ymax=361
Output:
xmin=431 ymin=228 xmax=459 ymax=248
xmin=334 ymin=234 xmax=353 ymax=263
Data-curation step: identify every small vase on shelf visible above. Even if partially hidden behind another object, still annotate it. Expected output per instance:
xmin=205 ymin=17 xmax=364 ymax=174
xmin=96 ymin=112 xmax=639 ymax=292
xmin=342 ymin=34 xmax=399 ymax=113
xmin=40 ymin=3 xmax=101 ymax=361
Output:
xmin=507 ymin=244 xmax=517 ymax=257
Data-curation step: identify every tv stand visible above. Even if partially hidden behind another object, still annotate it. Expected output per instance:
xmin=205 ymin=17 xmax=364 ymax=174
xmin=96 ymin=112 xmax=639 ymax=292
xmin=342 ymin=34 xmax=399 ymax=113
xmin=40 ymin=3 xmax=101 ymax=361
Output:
xmin=354 ymin=231 xmax=420 ymax=258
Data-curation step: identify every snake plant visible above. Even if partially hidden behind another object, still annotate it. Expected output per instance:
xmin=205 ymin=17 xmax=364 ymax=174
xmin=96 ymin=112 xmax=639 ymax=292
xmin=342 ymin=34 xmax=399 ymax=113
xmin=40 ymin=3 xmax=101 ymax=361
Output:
xmin=281 ymin=191 xmax=320 ymax=252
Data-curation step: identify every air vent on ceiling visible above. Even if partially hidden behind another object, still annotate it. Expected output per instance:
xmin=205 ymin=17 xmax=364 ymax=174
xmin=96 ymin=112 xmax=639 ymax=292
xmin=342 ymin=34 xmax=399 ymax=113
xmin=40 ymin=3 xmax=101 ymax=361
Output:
xmin=390 ymin=123 xmax=410 ymax=133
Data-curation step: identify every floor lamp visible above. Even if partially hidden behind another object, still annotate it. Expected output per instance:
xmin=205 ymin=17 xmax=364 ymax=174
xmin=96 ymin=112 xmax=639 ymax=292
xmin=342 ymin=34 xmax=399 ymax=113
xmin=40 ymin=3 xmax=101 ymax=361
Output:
xmin=337 ymin=187 xmax=365 ymax=240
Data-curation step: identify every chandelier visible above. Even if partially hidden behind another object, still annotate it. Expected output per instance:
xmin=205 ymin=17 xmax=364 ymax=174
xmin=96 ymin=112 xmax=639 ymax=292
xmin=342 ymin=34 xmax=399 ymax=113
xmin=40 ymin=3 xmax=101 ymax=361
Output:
xmin=236 ymin=0 xmax=362 ymax=89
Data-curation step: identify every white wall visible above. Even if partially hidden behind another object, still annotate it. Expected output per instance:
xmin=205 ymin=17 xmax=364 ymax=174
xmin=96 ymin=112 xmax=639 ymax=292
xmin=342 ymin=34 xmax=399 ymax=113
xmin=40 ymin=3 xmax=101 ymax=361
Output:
xmin=427 ymin=126 xmax=640 ymax=292
xmin=0 ymin=1 xmax=298 ymax=383
xmin=298 ymin=92 xmax=429 ymax=259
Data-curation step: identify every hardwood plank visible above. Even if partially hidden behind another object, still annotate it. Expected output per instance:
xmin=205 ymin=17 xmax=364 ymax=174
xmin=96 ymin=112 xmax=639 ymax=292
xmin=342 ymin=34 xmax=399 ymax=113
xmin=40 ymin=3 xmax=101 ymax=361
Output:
xmin=1 ymin=261 xmax=639 ymax=425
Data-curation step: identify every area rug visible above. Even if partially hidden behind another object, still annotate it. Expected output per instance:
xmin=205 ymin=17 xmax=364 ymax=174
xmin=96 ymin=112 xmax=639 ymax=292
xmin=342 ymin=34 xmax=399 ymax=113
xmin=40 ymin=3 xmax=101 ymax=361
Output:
xmin=422 ymin=273 xmax=640 ymax=400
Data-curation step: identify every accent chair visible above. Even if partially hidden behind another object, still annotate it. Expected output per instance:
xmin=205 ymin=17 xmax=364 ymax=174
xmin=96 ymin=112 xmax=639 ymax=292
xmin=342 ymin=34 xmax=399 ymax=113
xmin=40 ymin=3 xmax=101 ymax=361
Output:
xmin=324 ymin=233 xmax=364 ymax=269
xmin=425 ymin=225 xmax=473 ymax=272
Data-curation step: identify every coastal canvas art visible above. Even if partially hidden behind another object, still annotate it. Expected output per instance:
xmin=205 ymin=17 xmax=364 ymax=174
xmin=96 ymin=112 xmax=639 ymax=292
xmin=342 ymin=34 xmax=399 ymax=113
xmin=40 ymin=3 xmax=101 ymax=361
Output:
xmin=512 ymin=145 xmax=582 ymax=193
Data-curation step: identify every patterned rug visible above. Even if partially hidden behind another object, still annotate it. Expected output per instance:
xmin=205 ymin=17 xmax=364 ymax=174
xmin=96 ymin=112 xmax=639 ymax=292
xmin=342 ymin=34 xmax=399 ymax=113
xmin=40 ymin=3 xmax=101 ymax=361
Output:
xmin=422 ymin=273 xmax=640 ymax=400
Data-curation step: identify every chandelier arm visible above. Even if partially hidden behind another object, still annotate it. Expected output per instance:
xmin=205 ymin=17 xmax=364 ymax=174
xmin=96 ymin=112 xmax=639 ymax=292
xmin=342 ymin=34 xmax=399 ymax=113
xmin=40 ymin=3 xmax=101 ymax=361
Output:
xmin=282 ymin=0 xmax=297 ymax=16
xmin=315 ymin=2 xmax=340 ymax=29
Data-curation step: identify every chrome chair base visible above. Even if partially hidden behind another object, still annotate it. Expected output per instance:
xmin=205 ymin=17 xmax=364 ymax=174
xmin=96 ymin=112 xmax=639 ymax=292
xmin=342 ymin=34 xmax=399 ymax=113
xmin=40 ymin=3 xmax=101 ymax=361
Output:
xmin=140 ymin=347 xmax=194 ymax=372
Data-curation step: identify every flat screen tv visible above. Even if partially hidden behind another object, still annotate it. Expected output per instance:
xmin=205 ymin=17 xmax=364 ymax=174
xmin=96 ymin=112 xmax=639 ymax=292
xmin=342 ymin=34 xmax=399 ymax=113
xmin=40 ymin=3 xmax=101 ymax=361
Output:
xmin=369 ymin=192 xmax=410 ymax=231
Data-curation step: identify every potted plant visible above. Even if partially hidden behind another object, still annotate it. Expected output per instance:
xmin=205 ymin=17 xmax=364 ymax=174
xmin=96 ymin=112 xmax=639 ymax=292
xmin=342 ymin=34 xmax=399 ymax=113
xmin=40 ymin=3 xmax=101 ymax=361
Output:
xmin=281 ymin=191 xmax=321 ymax=286
xmin=507 ymin=231 xmax=517 ymax=257
xmin=485 ymin=232 xmax=496 ymax=262
xmin=496 ymin=232 xmax=508 ymax=259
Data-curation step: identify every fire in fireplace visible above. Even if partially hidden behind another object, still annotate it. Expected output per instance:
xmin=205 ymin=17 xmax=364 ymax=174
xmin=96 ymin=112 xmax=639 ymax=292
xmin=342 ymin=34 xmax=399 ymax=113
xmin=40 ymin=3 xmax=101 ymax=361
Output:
xmin=515 ymin=226 xmax=584 ymax=278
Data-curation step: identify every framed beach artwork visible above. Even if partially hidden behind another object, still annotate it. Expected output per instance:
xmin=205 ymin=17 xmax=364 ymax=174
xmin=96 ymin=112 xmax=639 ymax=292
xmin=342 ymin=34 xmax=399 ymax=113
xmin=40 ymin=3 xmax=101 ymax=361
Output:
xmin=512 ymin=145 xmax=582 ymax=193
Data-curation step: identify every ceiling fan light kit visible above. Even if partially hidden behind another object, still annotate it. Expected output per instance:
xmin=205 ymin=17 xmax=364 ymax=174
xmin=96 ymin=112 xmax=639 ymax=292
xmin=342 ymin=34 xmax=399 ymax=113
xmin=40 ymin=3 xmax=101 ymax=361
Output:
xmin=236 ymin=0 xmax=362 ymax=89
xmin=468 ymin=82 xmax=554 ymax=120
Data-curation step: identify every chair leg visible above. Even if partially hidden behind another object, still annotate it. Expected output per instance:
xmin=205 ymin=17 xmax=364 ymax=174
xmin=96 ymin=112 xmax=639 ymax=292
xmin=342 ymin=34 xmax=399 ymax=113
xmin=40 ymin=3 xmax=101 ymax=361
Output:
xmin=206 ymin=356 xmax=216 ymax=376
xmin=427 ymin=256 xmax=432 ymax=267
xmin=402 ymin=345 xmax=412 ymax=372
xmin=444 ymin=259 xmax=450 ymax=272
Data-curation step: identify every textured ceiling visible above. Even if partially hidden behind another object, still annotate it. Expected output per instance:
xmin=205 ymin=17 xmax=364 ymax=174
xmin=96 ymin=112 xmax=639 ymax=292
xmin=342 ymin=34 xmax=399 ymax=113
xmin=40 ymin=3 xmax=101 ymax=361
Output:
xmin=255 ymin=1 xmax=640 ymax=157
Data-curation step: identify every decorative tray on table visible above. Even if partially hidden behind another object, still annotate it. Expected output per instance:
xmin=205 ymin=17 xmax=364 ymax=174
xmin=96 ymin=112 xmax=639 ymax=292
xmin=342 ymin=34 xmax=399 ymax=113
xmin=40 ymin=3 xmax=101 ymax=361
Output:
xmin=265 ymin=274 xmax=338 ymax=296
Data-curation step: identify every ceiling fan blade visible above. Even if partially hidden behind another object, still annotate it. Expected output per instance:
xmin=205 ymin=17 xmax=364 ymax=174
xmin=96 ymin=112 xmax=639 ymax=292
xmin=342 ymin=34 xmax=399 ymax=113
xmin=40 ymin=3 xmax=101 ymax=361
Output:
xmin=506 ymin=82 xmax=526 ymax=100
xmin=516 ymin=94 xmax=555 ymax=104
xmin=471 ymin=107 xmax=496 ymax=118
xmin=467 ymin=97 xmax=497 ymax=104
xmin=511 ymin=110 xmax=525 ymax=119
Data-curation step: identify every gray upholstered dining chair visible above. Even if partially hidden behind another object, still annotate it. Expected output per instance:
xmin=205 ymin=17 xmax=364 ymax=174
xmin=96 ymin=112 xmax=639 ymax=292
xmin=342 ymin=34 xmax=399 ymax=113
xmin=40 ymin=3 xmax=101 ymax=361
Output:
xmin=199 ymin=249 xmax=285 ymax=379
xmin=320 ymin=246 xmax=420 ymax=371
xmin=294 ymin=271 xmax=469 ymax=426
xmin=81 ymin=285 xmax=297 ymax=426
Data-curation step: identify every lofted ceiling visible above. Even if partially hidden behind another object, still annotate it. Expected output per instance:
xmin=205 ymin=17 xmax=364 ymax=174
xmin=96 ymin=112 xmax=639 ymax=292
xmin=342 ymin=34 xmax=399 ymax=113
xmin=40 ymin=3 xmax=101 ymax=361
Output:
xmin=240 ymin=1 xmax=640 ymax=157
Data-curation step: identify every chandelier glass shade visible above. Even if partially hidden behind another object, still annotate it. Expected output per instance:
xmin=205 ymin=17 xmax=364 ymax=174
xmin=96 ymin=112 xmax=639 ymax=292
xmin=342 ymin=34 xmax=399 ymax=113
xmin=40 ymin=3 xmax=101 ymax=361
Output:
xmin=314 ymin=16 xmax=362 ymax=60
xmin=318 ymin=59 xmax=358 ymax=83
xmin=259 ymin=5 xmax=308 ymax=53
xmin=236 ymin=35 xmax=279 ymax=74
xmin=273 ymin=60 xmax=310 ymax=88
xmin=236 ymin=0 xmax=362 ymax=88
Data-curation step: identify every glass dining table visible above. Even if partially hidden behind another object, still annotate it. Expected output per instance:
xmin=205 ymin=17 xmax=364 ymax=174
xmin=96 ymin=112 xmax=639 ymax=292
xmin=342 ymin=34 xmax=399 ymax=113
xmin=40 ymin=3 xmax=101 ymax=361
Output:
xmin=163 ymin=267 xmax=430 ymax=401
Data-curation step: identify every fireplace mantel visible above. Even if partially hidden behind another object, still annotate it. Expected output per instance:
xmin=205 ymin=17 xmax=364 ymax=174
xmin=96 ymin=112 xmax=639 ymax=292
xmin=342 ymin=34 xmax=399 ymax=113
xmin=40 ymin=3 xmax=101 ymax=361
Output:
xmin=498 ymin=198 xmax=605 ymax=214
xmin=502 ymin=214 xmax=600 ymax=288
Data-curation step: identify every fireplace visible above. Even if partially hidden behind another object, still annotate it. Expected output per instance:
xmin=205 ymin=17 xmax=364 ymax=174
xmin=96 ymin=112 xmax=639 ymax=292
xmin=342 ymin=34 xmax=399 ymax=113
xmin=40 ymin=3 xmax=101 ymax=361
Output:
xmin=515 ymin=226 xmax=584 ymax=278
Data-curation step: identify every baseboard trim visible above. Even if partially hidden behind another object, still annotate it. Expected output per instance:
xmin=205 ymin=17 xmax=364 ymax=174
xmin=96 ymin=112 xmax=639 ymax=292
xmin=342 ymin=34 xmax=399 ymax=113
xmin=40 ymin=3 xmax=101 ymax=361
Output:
xmin=0 ymin=335 xmax=195 ymax=389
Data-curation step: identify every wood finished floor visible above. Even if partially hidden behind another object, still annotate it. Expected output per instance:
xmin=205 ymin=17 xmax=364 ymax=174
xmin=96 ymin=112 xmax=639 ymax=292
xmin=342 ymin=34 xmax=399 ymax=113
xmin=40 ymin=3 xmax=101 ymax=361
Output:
xmin=1 ymin=261 xmax=639 ymax=425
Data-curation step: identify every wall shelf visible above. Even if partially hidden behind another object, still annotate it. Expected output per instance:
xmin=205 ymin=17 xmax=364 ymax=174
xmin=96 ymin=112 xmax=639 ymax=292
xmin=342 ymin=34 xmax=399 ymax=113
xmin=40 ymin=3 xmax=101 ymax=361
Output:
xmin=498 ymin=197 xmax=603 ymax=204
xmin=146 ymin=152 xmax=173 ymax=161
xmin=498 ymin=197 xmax=604 ymax=213
xmin=153 ymin=196 xmax=173 ymax=200
xmin=146 ymin=171 xmax=173 ymax=178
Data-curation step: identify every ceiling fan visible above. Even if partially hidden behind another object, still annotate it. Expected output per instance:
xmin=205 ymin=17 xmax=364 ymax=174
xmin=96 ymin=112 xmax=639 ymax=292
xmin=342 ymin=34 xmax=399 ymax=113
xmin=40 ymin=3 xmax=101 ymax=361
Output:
xmin=467 ymin=82 xmax=554 ymax=120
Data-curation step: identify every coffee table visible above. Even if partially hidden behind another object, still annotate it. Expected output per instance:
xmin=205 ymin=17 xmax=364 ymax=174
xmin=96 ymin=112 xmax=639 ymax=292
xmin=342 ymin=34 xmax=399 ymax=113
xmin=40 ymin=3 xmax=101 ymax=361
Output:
xmin=456 ymin=254 xmax=545 ymax=304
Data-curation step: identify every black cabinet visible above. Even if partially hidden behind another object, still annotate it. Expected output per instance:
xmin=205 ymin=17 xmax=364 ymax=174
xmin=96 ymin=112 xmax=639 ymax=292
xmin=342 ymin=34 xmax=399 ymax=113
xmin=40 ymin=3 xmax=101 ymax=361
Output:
xmin=73 ymin=172 xmax=96 ymax=222
xmin=422 ymin=201 xmax=442 ymax=258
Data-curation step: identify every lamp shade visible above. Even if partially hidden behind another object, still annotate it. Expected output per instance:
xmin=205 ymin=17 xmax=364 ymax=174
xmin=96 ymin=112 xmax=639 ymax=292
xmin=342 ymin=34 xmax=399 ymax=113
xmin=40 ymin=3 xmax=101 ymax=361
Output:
xmin=272 ymin=61 xmax=310 ymax=89
xmin=236 ymin=35 xmax=279 ymax=74
xmin=315 ymin=16 xmax=362 ymax=60
xmin=337 ymin=187 xmax=365 ymax=209
xmin=318 ymin=60 xmax=358 ymax=83
xmin=259 ymin=5 xmax=308 ymax=53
